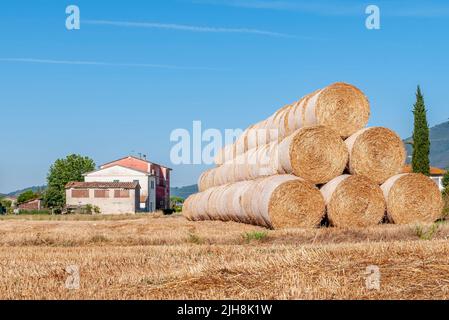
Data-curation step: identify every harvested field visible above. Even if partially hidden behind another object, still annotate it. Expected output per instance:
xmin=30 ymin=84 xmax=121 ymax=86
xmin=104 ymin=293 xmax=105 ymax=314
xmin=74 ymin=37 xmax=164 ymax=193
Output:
xmin=1 ymin=214 xmax=449 ymax=299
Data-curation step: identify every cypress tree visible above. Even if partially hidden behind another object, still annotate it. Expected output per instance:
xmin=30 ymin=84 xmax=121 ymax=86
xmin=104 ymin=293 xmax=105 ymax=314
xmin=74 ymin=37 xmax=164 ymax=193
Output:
xmin=411 ymin=86 xmax=431 ymax=176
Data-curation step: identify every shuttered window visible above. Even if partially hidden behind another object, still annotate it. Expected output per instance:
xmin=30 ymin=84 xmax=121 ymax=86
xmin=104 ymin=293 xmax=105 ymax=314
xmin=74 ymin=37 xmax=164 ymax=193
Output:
xmin=72 ymin=189 xmax=89 ymax=198
xmin=94 ymin=190 xmax=109 ymax=198
xmin=114 ymin=190 xmax=130 ymax=198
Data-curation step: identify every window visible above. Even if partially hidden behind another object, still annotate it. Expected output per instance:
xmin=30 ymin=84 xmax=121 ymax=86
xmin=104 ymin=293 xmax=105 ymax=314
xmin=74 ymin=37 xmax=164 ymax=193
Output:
xmin=113 ymin=180 xmax=119 ymax=183
xmin=151 ymin=181 xmax=155 ymax=189
xmin=114 ymin=190 xmax=130 ymax=198
xmin=94 ymin=190 xmax=109 ymax=198
xmin=72 ymin=189 xmax=89 ymax=198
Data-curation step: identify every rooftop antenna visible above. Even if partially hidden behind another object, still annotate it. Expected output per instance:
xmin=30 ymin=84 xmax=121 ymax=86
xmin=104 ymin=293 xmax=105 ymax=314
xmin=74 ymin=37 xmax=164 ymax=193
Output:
xmin=138 ymin=152 xmax=142 ymax=159
xmin=143 ymin=154 xmax=147 ymax=161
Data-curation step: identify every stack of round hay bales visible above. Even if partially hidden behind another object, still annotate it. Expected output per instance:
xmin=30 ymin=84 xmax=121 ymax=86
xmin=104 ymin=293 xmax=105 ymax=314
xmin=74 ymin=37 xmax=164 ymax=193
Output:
xmin=185 ymin=82 xmax=444 ymax=229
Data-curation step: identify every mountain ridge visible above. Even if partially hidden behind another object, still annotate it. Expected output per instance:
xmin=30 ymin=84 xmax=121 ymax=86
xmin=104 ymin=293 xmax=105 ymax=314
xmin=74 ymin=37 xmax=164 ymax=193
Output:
xmin=405 ymin=120 xmax=449 ymax=169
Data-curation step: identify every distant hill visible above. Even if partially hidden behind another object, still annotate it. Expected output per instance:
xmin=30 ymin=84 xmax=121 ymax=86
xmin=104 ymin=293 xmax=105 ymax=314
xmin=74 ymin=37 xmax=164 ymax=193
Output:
xmin=405 ymin=120 xmax=449 ymax=169
xmin=170 ymin=185 xmax=198 ymax=200
xmin=5 ymin=185 xmax=47 ymax=198
xmin=5 ymin=184 xmax=199 ymax=200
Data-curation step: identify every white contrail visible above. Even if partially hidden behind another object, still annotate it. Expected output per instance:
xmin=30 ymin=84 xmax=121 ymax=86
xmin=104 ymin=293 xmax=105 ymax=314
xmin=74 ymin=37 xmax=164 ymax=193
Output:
xmin=0 ymin=58 xmax=218 ymax=70
xmin=83 ymin=19 xmax=296 ymax=38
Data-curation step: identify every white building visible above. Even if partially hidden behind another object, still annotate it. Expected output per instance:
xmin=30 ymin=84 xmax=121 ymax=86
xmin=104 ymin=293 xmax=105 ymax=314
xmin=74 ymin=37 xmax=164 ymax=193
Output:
xmin=83 ymin=165 xmax=157 ymax=212
xmin=65 ymin=181 xmax=141 ymax=215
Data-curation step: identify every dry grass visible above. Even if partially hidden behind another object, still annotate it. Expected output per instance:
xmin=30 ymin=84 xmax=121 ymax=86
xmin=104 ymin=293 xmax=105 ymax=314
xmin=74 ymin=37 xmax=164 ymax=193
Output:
xmin=1 ymin=214 xmax=449 ymax=299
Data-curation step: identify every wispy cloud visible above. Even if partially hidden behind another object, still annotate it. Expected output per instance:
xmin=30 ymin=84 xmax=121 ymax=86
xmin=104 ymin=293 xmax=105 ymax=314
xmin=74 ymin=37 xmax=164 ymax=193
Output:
xmin=191 ymin=0 xmax=362 ymax=16
xmin=192 ymin=0 xmax=449 ymax=18
xmin=0 ymin=58 xmax=218 ymax=71
xmin=83 ymin=19 xmax=296 ymax=38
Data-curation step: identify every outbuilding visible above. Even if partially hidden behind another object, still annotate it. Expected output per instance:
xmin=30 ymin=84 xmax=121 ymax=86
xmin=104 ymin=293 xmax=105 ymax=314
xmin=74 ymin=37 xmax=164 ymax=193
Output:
xmin=65 ymin=181 xmax=141 ymax=215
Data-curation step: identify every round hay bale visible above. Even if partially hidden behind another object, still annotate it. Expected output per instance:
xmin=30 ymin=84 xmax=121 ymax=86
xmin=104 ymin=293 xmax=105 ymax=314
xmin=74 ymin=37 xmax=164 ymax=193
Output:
xmin=198 ymin=169 xmax=216 ymax=192
xmin=182 ymin=194 xmax=194 ymax=220
xmin=346 ymin=127 xmax=406 ymax=184
xmin=195 ymin=188 xmax=214 ymax=220
xmin=280 ymin=126 xmax=348 ymax=184
xmin=321 ymin=175 xmax=386 ymax=228
xmin=381 ymin=173 xmax=444 ymax=224
xmin=229 ymin=180 xmax=254 ymax=224
xmin=240 ymin=175 xmax=325 ymax=229
xmin=184 ymin=175 xmax=325 ymax=229
xmin=304 ymin=82 xmax=370 ymax=138
xmin=266 ymin=176 xmax=325 ymax=229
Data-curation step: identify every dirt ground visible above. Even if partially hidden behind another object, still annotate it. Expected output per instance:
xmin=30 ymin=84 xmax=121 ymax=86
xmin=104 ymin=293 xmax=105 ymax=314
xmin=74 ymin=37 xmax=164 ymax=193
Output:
xmin=1 ymin=213 xmax=449 ymax=300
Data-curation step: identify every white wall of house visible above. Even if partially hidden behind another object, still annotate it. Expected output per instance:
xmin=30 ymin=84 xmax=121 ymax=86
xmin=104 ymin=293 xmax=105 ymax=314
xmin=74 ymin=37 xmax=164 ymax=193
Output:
xmin=431 ymin=175 xmax=444 ymax=191
xmin=65 ymin=189 xmax=138 ymax=215
xmin=84 ymin=165 xmax=156 ymax=212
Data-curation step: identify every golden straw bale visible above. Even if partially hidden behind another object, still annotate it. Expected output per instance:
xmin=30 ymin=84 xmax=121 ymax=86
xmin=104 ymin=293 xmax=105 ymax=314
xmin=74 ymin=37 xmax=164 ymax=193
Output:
xmin=345 ymin=127 xmax=406 ymax=184
xmin=381 ymin=173 xmax=444 ymax=224
xmin=321 ymin=175 xmax=386 ymax=228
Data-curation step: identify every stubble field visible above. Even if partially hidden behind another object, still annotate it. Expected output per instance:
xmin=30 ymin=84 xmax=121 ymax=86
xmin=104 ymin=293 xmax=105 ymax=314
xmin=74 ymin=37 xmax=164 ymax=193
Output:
xmin=1 ymin=213 xmax=449 ymax=300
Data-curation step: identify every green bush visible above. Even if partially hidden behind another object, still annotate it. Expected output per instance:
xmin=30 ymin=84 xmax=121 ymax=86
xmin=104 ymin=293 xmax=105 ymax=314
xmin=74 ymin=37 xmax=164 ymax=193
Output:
xmin=442 ymin=192 xmax=449 ymax=220
xmin=81 ymin=204 xmax=101 ymax=215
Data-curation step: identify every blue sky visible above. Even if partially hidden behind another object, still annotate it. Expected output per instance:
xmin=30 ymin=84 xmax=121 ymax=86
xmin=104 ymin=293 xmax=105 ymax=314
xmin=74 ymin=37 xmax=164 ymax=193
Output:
xmin=1 ymin=0 xmax=449 ymax=192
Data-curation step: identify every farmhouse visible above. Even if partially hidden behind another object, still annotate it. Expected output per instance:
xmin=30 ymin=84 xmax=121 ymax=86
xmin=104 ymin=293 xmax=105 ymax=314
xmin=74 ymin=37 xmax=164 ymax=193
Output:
xmin=65 ymin=181 xmax=140 ymax=215
xmin=402 ymin=165 xmax=446 ymax=191
xmin=83 ymin=165 xmax=157 ymax=212
xmin=65 ymin=155 xmax=172 ymax=213
xmin=98 ymin=156 xmax=172 ymax=210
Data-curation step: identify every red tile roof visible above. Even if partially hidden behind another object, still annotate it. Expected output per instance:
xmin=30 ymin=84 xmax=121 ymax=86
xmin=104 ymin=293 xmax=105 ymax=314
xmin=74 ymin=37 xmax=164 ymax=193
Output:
xmin=402 ymin=165 xmax=446 ymax=176
xmin=100 ymin=156 xmax=173 ymax=170
xmin=65 ymin=181 xmax=140 ymax=189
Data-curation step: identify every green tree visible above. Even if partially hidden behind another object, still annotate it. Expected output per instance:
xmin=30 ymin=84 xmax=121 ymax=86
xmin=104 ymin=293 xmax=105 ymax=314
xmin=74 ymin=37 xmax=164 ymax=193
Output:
xmin=43 ymin=154 xmax=95 ymax=209
xmin=411 ymin=86 xmax=431 ymax=176
xmin=170 ymin=196 xmax=185 ymax=204
xmin=1 ymin=198 xmax=13 ymax=209
xmin=17 ymin=190 xmax=39 ymax=204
